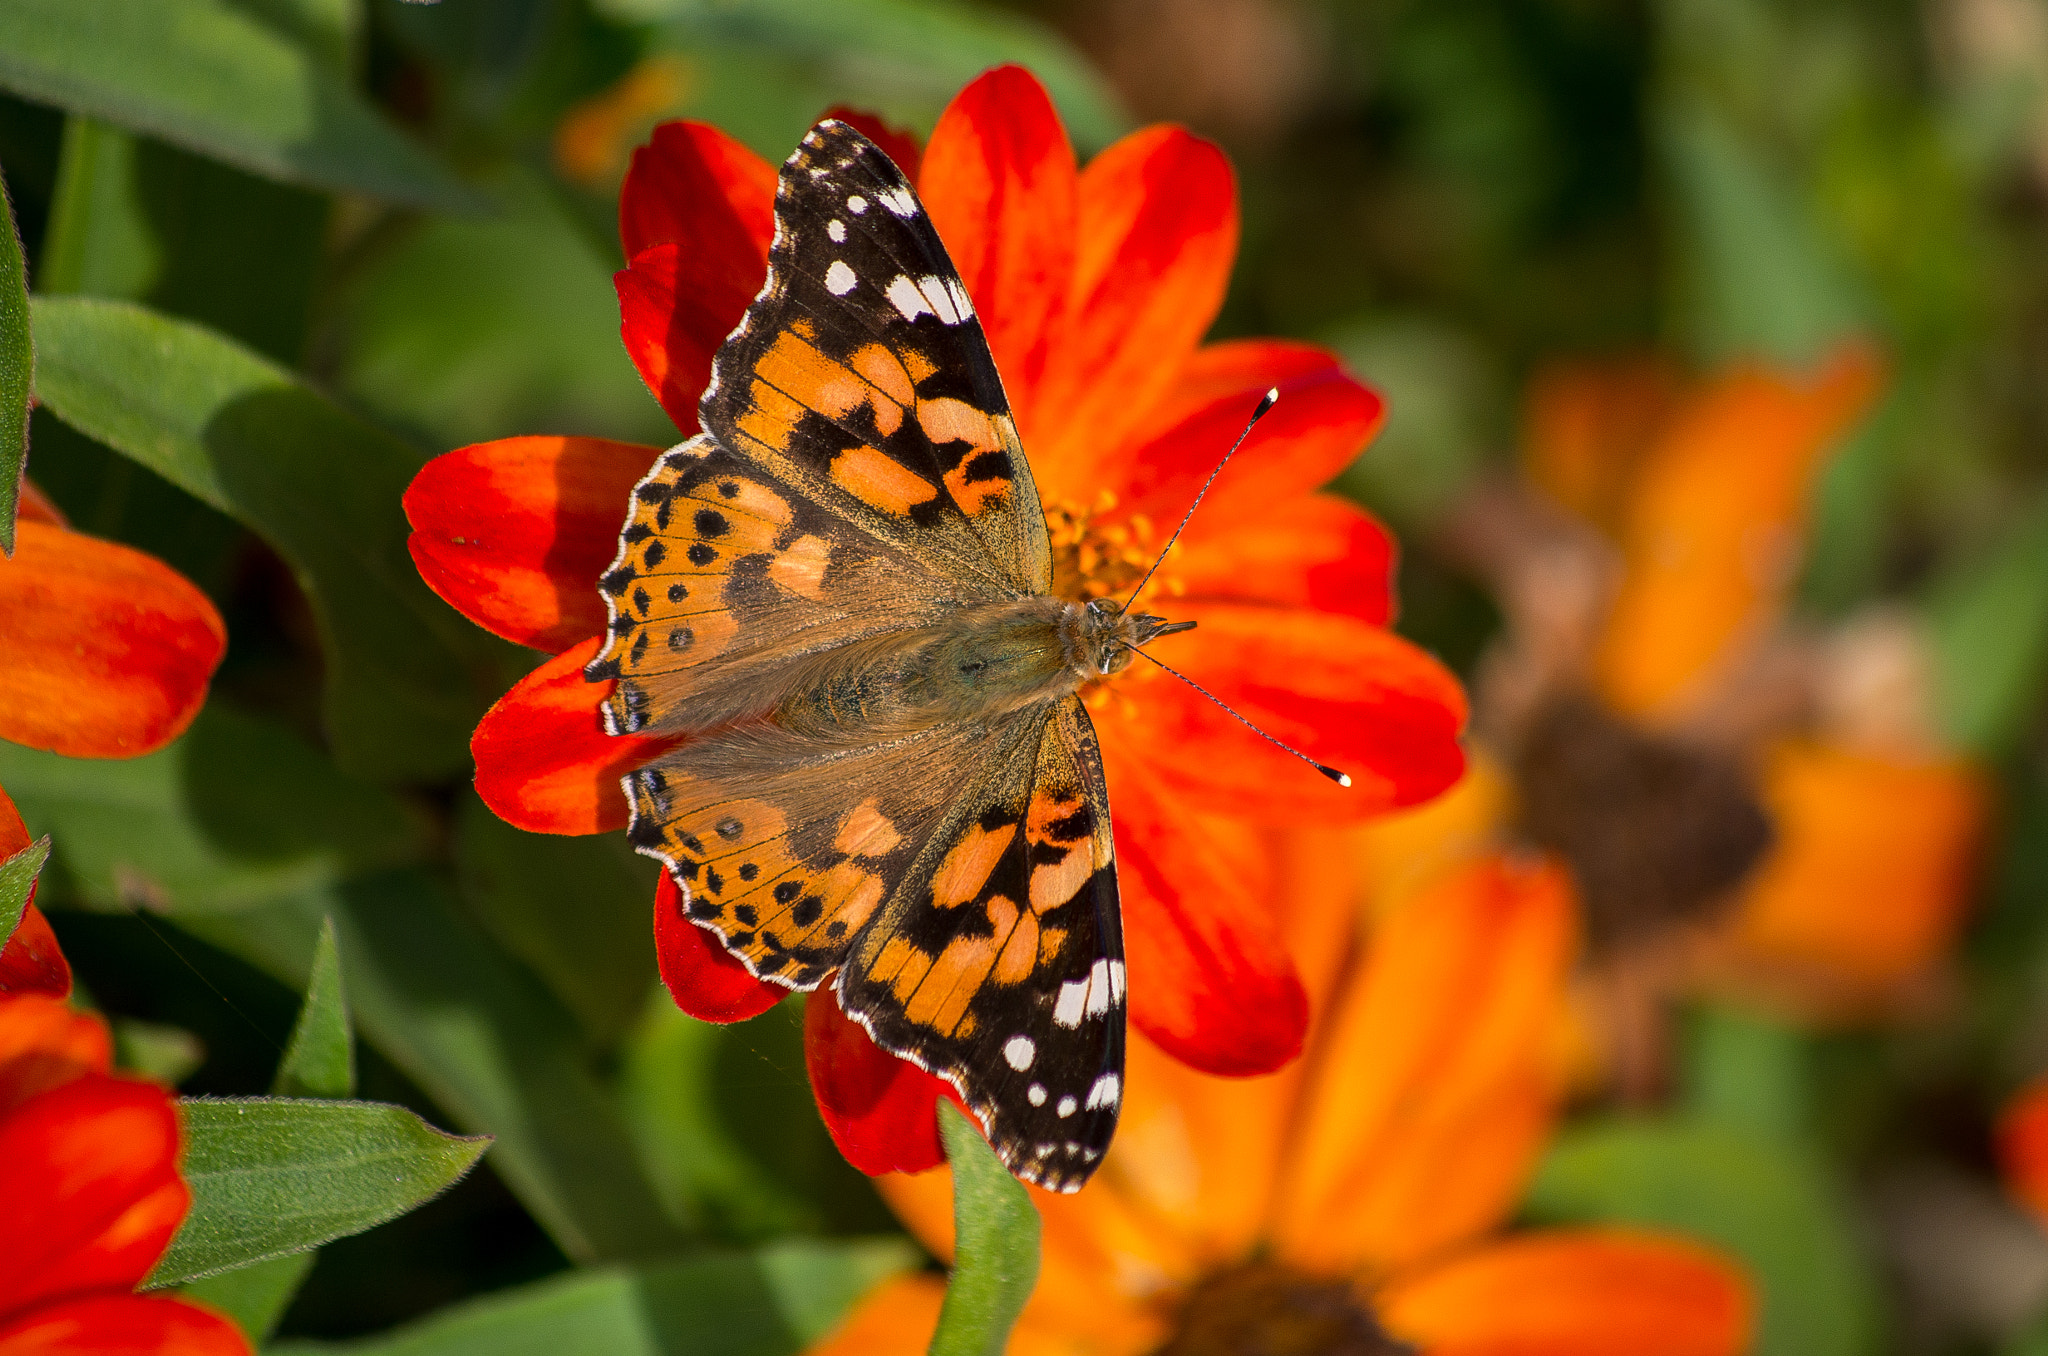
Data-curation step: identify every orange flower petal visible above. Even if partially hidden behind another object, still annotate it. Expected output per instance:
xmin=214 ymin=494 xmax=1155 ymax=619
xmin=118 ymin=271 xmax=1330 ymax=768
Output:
xmin=0 ymin=1074 xmax=189 ymax=1314
xmin=1103 ymin=604 xmax=1466 ymax=822
xmin=1999 ymin=1077 xmax=2048 ymax=1224
xmin=0 ymin=522 xmax=225 ymax=759
xmin=1101 ymin=764 xmax=1306 ymax=1075
xmin=803 ymin=992 xmax=954 ymax=1178
xmin=1378 ymin=1229 xmax=1753 ymax=1356
xmin=805 ymin=1274 xmax=946 ymax=1356
xmin=1593 ymin=346 xmax=1882 ymax=717
xmin=16 ymin=480 xmax=66 ymax=528
xmin=0 ymin=1292 xmax=251 ymax=1355
xmin=1174 ymin=494 xmax=1394 ymax=623
xmin=1732 ymin=739 xmax=1986 ymax=993
xmin=1097 ymin=340 xmax=1385 ymax=529
xmin=0 ymin=995 xmax=109 ymax=1114
xmin=405 ymin=436 xmax=659 ymax=653
xmin=919 ymin=65 xmax=1077 ymax=444
xmin=0 ymin=782 xmax=25 ymax=857
xmin=1271 ymin=855 xmax=1575 ymax=1275
xmin=1521 ymin=356 xmax=1682 ymax=535
xmin=1031 ymin=125 xmax=1236 ymax=487
xmin=470 ymin=639 xmax=678 ymax=835
xmin=616 ymin=121 xmax=777 ymax=431
xmin=651 ymin=873 xmax=786 ymax=1022
xmin=0 ymin=905 xmax=73 ymax=1003
xmin=820 ymin=106 xmax=922 ymax=182
xmin=617 ymin=241 xmax=763 ymax=436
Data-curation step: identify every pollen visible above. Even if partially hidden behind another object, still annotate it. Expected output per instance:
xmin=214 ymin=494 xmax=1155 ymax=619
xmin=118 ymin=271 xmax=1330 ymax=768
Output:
xmin=1045 ymin=491 xmax=1183 ymax=604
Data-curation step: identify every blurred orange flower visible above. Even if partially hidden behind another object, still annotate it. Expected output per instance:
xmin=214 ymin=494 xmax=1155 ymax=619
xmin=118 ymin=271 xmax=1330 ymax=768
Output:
xmin=810 ymin=841 xmax=1752 ymax=1355
xmin=0 ymin=903 xmax=248 ymax=1353
xmin=1445 ymin=348 xmax=1986 ymax=1038
xmin=1997 ymin=1077 xmax=2048 ymax=1227
xmin=405 ymin=65 xmax=1466 ymax=1177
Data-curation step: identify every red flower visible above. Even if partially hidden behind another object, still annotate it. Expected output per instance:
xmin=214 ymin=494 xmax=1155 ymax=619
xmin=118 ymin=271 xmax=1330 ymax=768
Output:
xmin=405 ymin=66 xmax=1466 ymax=1175
xmin=0 ymin=986 xmax=248 ymax=1352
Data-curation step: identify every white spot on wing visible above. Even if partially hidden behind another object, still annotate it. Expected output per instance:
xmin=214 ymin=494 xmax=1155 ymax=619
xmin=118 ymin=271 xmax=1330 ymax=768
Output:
xmin=847 ymin=194 xmax=868 ymax=214
xmin=1085 ymin=1073 xmax=1120 ymax=1110
xmin=886 ymin=275 xmax=934 ymax=322
xmin=917 ymin=275 xmax=963 ymax=325
xmin=946 ymin=277 xmax=974 ymax=321
xmin=1108 ymin=960 xmax=1126 ymax=1002
xmin=876 ymin=184 xmax=917 ymax=217
xmin=1003 ymin=1035 xmax=1035 ymax=1071
xmin=1053 ymin=979 xmax=1088 ymax=1028
xmin=824 ymin=260 xmax=857 ymax=295
xmin=827 ymin=219 xmax=846 ymax=243
xmin=1027 ymin=1083 xmax=1047 ymax=1106
xmin=1086 ymin=958 xmax=1113 ymax=1017
xmin=1056 ymin=1095 xmax=1078 ymax=1118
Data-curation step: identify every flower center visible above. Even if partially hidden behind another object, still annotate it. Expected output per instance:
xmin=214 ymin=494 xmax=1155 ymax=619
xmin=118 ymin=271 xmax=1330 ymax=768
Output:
xmin=1512 ymin=691 xmax=1774 ymax=954
xmin=1153 ymin=1260 xmax=1414 ymax=1356
xmin=1046 ymin=491 xmax=1184 ymax=606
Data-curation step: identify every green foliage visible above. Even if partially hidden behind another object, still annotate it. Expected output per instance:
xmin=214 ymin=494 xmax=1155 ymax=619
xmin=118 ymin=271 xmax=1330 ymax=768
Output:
xmin=0 ymin=834 xmax=51 ymax=947
xmin=1926 ymin=493 xmax=2048 ymax=758
xmin=149 ymin=1097 xmax=490 ymax=1286
xmin=264 ymin=1238 xmax=915 ymax=1356
xmin=183 ymin=1252 xmax=320 ymax=1347
xmin=27 ymin=296 xmax=520 ymax=781
xmin=274 ymin=917 xmax=355 ymax=1099
xmin=0 ymin=157 xmax=28 ymax=554
xmin=928 ymin=1102 xmax=1040 ymax=1356
xmin=0 ymin=0 xmax=477 ymax=210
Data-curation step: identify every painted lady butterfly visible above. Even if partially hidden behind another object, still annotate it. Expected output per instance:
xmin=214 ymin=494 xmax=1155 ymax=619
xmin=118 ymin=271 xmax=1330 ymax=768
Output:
xmin=586 ymin=119 xmax=1196 ymax=1191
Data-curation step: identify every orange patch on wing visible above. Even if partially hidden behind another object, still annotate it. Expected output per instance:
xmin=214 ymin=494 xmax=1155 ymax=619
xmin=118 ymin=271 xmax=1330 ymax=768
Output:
xmin=768 ymin=534 xmax=834 ymax=599
xmin=617 ymin=606 xmax=742 ymax=677
xmin=851 ymin=343 xmax=917 ymax=409
xmin=930 ymin=822 xmax=1018 ymax=908
xmin=904 ymin=925 xmax=1007 ymax=1035
xmin=837 ymin=798 xmax=905 ymax=856
xmin=684 ymin=475 xmax=792 ymax=531
xmin=874 ymin=935 xmax=936 ymax=1003
xmin=990 ymin=894 xmax=1039 ymax=986
xmin=831 ymin=445 xmax=939 ymax=514
xmin=736 ymin=381 xmax=809 ymax=452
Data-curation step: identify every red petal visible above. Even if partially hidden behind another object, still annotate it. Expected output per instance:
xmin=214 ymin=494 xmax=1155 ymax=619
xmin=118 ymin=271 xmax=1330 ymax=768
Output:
xmin=0 ymin=523 xmax=225 ymax=759
xmin=0 ymin=1292 xmax=251 ymax=1355
xmin=16 ymin=480 xmax=66 ymax=528
xmin=0 ymin=1075 xmax=187 ymax=1314
xmin=1095 ymin=340 xmax=1385 ymax=527
xmin=804 ymin=991 xmax=958 ymax=1178
xmin=652 ymin=873 xmax=786 ymax=1022
xmin=1106 ymin=605 xmax=1466 ymax=821
xmin=1101 ymin=758 xmax=1307 ymax=1075
xmin=820 ymin=106 xmax=922 ymax=181
xmin=620 ymin=121 xmax=777 ymax=261
xmin=1173 ymin=494 xmax=1395 ymax=624
xmin=0 ymin=782 xmax=26 ymax=857
xmin=1031 ymin=125 xmax=1236 ymax=487
xmin=471 ymin=639 xmax=677 ymax=835
xmin=405 ymin=437 xmax=658 ymax=653
xmin=0 ymin=904 xmax=71 ymax=1001
xmin=0 ymin=995 xmax=110 ymax=1114
xmin=617 ymin=243 xmax=761 ymax=436
xmin=919 ymin=65 xmax=1077 ymax=443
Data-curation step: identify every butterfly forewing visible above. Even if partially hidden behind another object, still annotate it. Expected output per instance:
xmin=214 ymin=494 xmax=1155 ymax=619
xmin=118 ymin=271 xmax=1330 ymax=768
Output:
xmin=839 ymin=697 xmax=1124 ymax=1190
xmin=703 ymin=120 xmax=1052 ymax=597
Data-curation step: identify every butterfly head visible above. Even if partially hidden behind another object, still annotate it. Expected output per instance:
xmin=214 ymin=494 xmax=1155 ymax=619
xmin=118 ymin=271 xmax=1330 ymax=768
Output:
xmin=1077 ymin=597 xmax=1195 ymax=677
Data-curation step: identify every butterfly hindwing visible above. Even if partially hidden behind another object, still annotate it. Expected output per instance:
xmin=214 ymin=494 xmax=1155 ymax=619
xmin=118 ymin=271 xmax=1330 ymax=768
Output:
xmin=838 ymin=696 xmax=1123 ymax=1190
xmin=703 ymin=120 xmax=1053 ymax=597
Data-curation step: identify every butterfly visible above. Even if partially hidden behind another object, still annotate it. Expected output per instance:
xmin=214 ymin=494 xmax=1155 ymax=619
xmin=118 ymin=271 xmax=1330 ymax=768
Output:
xmin=584 ymin=119 xmax=1196 ymax=1191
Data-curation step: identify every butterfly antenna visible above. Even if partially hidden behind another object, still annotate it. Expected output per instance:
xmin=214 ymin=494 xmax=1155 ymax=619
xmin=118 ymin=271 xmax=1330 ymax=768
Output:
xmin=1118 ymin=387 xmax=1280 ymax=616
xmin=1118 ymin=642 xmax=1352 ymax=788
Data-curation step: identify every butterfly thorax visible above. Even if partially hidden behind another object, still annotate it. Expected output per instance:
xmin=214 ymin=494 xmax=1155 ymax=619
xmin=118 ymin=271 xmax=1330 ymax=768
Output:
xmin=774 ymin=596 xmax=1189 ymax=740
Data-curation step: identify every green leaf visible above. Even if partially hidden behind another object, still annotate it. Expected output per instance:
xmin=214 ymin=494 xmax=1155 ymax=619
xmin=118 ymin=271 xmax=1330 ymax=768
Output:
xmin=148 ymin=1096 xmax=491 ymax=1286
xmin=181 ymin=1251 xmax=317 ymax=1347
xmin=274 ymin=916 xmax=354 ymax=1099
xmin=1659 ymin=93 xmax=1868 ymax=365
xmin=1925 ymin=492 xmax=2048 ymax=757
xmin=0 ymin=0 xmax=479 ymax=212
xmin=176 ymin=871 xmax=690 ymax=1262
xmin=114 ymin=1018 xmax=206 ymax=1085
xmin=28 ymin=296 xmax=519 ymax=780
xmin=928 ymin=1101 xmax=1039 ymax=1356
xmin=454 ymin=796 xmax=656 ymax=1048
xmin=0 ymin=705 xmax=424 ymax=913
xmin=265 ymin=1238 xmax=916 ymax=1356
xmin=0 ymin=834 xmax=51 ymax=948
xmin=0 ymin=157 xmax=28 ymax=554
xmin=1527 ymin=1117 xmax=1883 ymax=1356
xmin=41 ymin=115 xmax=329 ymax=365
